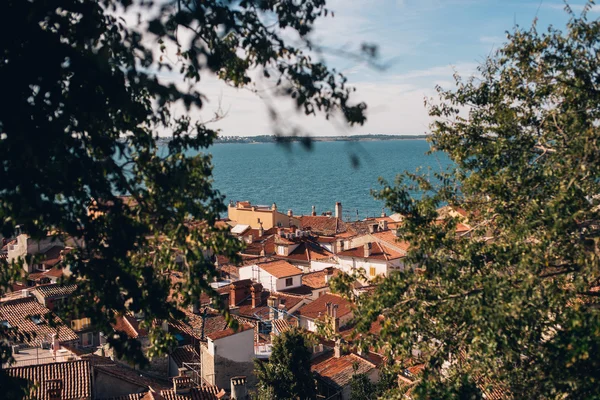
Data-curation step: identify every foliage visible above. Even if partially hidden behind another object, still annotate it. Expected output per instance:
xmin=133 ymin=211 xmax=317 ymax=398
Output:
xmin=254 ymin=328 xmax=316 ymax=400
xmin=350 ymin=372 xmax=376 ymax=400
xmin=0 ymin=0 xmax=368 ymax=375
xmin=347 ymin=6 xmax=600 ymax=399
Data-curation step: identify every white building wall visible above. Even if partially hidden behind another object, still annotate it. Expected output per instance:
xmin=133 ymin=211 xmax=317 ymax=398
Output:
xmin=238 ymin=265 xmax=302 ymax=292
xmin=211 ymin=328 xmax=255 ymax=363
xmin=337 ymin=257 xmax=396 ymax=280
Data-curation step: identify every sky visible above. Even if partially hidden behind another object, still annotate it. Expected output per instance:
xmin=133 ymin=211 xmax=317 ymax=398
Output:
xmin=154 ymin=0 xmax=598 ymax=137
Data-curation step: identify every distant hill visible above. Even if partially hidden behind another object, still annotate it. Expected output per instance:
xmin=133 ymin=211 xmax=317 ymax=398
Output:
xmin=209 ymin=134 xmax=428 ymax=144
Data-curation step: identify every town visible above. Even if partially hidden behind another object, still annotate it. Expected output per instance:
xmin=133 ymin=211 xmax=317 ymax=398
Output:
xmin=0 ymin=199 xmax=477 ymax=399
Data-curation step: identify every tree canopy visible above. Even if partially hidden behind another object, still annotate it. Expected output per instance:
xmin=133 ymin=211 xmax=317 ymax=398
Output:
xmin=344 ymin=8 xmax=600 ymax=400
xmin=254 ymin=328 xmax=316 ymax=400
xmin=0 ymin=0 xmax=368 ymax=373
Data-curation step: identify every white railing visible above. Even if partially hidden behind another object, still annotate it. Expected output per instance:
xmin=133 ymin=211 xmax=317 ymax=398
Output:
xmin=254 ymin=343 xmax=273 ymax=358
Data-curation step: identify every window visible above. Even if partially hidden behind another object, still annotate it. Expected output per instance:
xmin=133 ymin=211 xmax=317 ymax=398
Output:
xmin=285 ymin=277 xmax=293 ymax=287
xmin=30 ymin=315 xmax=43 ymax=325
xmin=82 ymin=332 xmax=93 ymax=347
xmin=369 ymin=267 xmax=376 ymax=277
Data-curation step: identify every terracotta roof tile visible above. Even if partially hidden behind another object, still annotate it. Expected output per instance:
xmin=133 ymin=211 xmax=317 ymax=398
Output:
xmin=311 ymin=352 xmax=376 ymax=389
xmin=255 ymin=260 xmax=302 ymax=278
xmin=113 ymin=314 xmax=148 ymax=339
xmin=283 ymin=242 xmax=333 ymax=263
xmin=299 ymin=216 xmax=347 ymax=236
xmin=302 ymin=269 xmax=342 ymax=290
xmin=34 ymin=283 xmax=78 ymax=299
xmin=0 ymin=297 xmax=79 ymax=345
xmin=371 ymin=231 xmax=410 ymax=252
xmin=296 ymin=294 xmax=353 ymax=320
xmin=170 ymin=345 xmax=200 ymax=368
xmin=168 ymin=308 xmax=230 ymax=341
xmin=84 ymin=354 xmax=169 ymax=390
xmin=205 ymin=323 xmax=253 ymax=341
xmin=4 ymin=360 xmax=91 ymax=400
xmin=337 ymin=242 xmax=405 ymax=261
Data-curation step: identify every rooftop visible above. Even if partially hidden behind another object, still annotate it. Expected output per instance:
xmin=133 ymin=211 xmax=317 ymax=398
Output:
xmin=255 ymin=260 xmax=303 ymax=278
xmin=4 ymin=360 xmax=91 ymax=400
xmin=0 ymin=297 xmax=79 ymax=345
xmin=311 ymin=351 xmax=376 ymax=389
xmin=296 ymin=294 xmax=353 ymax=321
xmin=34 ymin=283 xmax=78 ymax=299
xmin=337 ymin=241 xmax=405 ymax=261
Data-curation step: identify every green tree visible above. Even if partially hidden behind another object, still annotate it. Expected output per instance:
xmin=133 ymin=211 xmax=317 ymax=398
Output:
xmin=0 ymin=0 xmax=368 ymax=382
xmin=350 ymin=372 xmax=376 ymax=400
xmin=347 ymin=5 xmax=600 ymax=399
xmin=254 ymin=328 xmax=316 ymax=400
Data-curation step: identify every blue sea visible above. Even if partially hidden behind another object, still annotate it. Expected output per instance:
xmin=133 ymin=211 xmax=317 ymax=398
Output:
xmin=205 ymin=140 xmax=453 ymax=219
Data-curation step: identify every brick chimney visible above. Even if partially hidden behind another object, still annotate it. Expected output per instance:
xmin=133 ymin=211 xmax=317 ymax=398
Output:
xmin=311 ymin=205 xmax=316 ymax=216
xmin=229 ymin=284 xmax=237 ymax=308
xmin=335 ymin=202 xmax=342 ymax=219
xmin=364 ymin=243 xmax=371 ymax=258
xmin=251 ymin=283 xmax=262 ymax=308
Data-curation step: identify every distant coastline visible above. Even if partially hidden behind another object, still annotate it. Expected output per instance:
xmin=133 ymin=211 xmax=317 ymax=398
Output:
xmin=156 ymin=134 xmax=428 ymax=145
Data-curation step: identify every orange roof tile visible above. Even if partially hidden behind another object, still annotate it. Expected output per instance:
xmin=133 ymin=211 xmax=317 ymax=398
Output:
xmin=0 ymin=297 xmax=79 ymax=345
xmin=256 ymin=260 xmax=303 ymax=278
xmin=337 ymin=242 xmax=405 ymax=261
xmin=311 ymin=352 xmax=376 ymax=389
xmin=296 ymin=294 xmax=353 ymax=320
xmin=206 ymin=322 xmax=253 ymax=341
xmin=302 ymin=269 xmax=342 ymax=290
xmin=4 ymin=360 xmax=91 ymax=400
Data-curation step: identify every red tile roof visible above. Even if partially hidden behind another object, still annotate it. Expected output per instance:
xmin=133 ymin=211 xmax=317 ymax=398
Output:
xmin=371 ymin=231 xmax=410 ymax=252
xmin=296 ymin=294 xmax=353 ymax=320
xmin=4 ymin=360 xmax=91 ymax=400
xmin=283 ymin=242 xmax=333 ymax=263
xmin=170 ymin=345 xmax=200 ymax=368
xmin=113 ymin=314 xmax=148 ymax=339
xmin=256 ymin=260 xmax=303 ymax=278
xmin=337 ymin=242 xmax=405 ymax=261
xmin=235 ymin=291 xmax=305 ymax=320
xmin=34 ymin=283 xmax=78 ymax=299
xmin=0 ymin=297 xmax=79 ymax=345
xmin=299 ymin=216 xmax=347 ymax=236
xmin=302 ymin=269 xmax=342 ymax=290
xmin=311 ymin=352 xmax=376 ymax=389
xmin=168 ymin=308 xmax=230 ymax=341
xmin=205 ymin=322 xmax=253 ymax=341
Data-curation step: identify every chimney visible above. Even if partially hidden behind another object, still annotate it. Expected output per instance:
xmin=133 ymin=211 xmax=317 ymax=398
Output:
xmin=311 ymin=205 xmax=316 ymax=216
xmin=230 ymin=376 xmax=248 ymax=400
xmin=381 ymin=208 xmax=387 ymax=218
xmin=324 ymin=267 xmax=334 ymax=284
xmin=251 ymin=283 xmax=262 ymax=309
xmin=368 ymin=224 xmax=376 ymax=234
xmin=335 ymin=202 xmax=342 ymax=219
xmin=267 ymin=296 xmax=279 ymax=320
xmin=287 ymin=209 xmax=293 ymax=217
xmin=173 ymin=376 xmax=193 ymax=394
xmin=379 ymin=220 xmax=388 ymax=231
xmin=325 ymin=301 xmax=332 ymax=317
xmin=258 ymin=221 xmax=264 ymax=237
xmin=364 ymin=243 xmax=371 ymax=258
xmin=272 ymin=203 xmax=277 ymax=211
xmin=229 ymin=284 xmax=237 ymax=308
xmin=331 ymin=304 xmax=340 ymax=333
xmin=334 ymin=339 xmax=342 ymax=358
